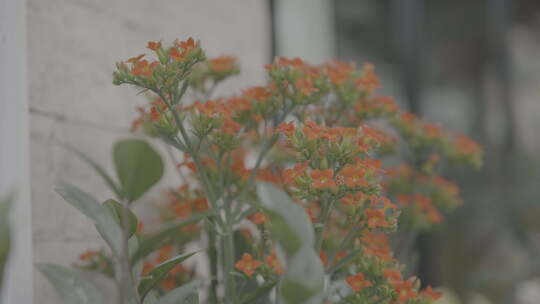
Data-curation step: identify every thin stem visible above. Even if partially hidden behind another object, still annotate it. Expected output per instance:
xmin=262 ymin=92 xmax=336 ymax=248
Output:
xmin=315 ymin=197 xmax=336 ymax=252
xmin=119 ymin=199 xmax=140 ymax=304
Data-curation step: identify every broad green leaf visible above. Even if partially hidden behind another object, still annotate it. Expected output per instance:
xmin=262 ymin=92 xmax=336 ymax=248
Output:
xmin=143 ymin=291 xmax=160 ymax=304
xmin=239 ymin=281 xmax=277 ymax=304
xmin=256 ymin=183 xmax=324 ymax=304
xmin=156 ymin=280 xmax=200 ymax=304
xmin=62 ymin=144 xmax=122 ymax=198
xmin=132 ymin=212 xmax=211 ymax=263
xmin=56 ymin=184 xmax=123 ymax=256
xmin=138 ymin=252 xmax=197 ymax=300
xmin=256 ymin=182 xmax=314 ymax=255
xmin=113 ymin=139 xmax=164 ymax=202
xmin=37 ymin=264 xmax=106 ymax=304
xmin=103 ymin=199 xmax=138 ymax=238
xmin=279 ymin=248 xmax=324 ymax=304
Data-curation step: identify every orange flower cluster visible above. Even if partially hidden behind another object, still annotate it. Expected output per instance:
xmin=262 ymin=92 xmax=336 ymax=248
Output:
xmin=235 ymin=253 xmax=262 ymax=277
xmin=107 ymin=39 xmax=482 ymax=303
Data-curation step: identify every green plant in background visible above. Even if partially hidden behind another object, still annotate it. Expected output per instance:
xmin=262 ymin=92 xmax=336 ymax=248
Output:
xmin=38 ymin=139 xmax=198 ymax=304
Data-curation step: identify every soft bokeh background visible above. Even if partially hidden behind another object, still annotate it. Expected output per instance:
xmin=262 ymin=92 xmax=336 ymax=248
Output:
xmin=22 ymin=0 xmax=540 ymax=303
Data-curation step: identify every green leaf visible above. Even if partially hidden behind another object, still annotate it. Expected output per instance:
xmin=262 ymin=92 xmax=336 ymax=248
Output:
xmin=113 ymin=139 xmax=164 ymax=202
xmin=62 ymin=144 xmax=122 ymax=198
xmin=56 ymin=184 xmax=123 ymax=256
xmin=256 ymin=182 xmax=314 ymax=255
xmin=132 ymin=212 xmax=211 ymax=263
xmin=138 ymin=252 xmax=197 ymax=300
xmin=103 ymin=199 xmax=138 ymax=238
xmin=279 ymin=248 xmax=324 ymax=304
xmin=37 ymin=264 xmax=106 ymax=304
xmin=256 ymin=183 xmax=324 ymax=304
xmin=156 ymin=280 xmax=200 ymax=304
xmin=239 ymin=281 xmax=277 ymax=304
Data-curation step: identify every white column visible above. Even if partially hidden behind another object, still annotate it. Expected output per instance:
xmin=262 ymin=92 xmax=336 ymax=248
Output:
xmin=274 ymin=0 xmax=336 ymax=63
xmin=0 ymin=0 xmax=33 ymax=303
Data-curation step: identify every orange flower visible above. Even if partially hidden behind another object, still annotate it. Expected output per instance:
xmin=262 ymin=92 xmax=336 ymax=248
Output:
xmin=192 ymin=198 xmax=209 ymax=211
xmin=303 ymin=120 xmax=325 ymax=141
xmin=276 ymin=121 xmax=295 ymax=137
xmin=169 ymin=264 xmax=187 ymax=276
xmin=282 ymin=162 xmax=307 ymax=184
xmin=340 ymin=164 xmax=367 ymax=188
xmin=311 ymin=169 xmax=336 ymax=189
xmin=421 ymin=286 xmax=443 ymax=301
xmin=295 ymin=77 xmax=318 ymax=96
xmin=393 ymin=280 xmax=418 ymax=302
xmin=127 ymin=54 xmax=145 ymax=63
xmin=169 ymin=47 xmax=183 ymax=61
xmin=305 ymin=202 xmax=321 ymax=222
xmin=173 ymin=202 xmax=192 ymax=219
xmin=325 ymin=59 xmax=354 ymax=85
xmin=160 ymin=278 xmax=177 ymax=291
xmin=220 ymin=118 xmax=242 ymax=134
xmin=176 ymin=37 xmax=197 ymax=51
xmin=243 ymin=86 xmax=272 ymax=103
xmin=265 ymin=251 xmax=283 ymax=275
xmin=79 ymin=250 xmax=99 ymax=261
xmin=383 ymin=269 xmax=403 ymax=283
xmin=365 ymin=208 xmax=390 ymax=229
xmin=156 ymin=245 xmax=174 ymax=263
xmin=424 ymin=123 xmax=443 ymax=139
xmin=249 ymin=212 xmax=267 ymax=225
xmin=455 ymin=134 xmax=481 ymax=155
xmin=319 ymin=250 xmax=328 ymax=266
xmin=142 ymin=261 xmax=155 ymax=276
xmin=227 ymin=96 xmax=252 ymax=112
xmin=131 ymin=60 xmax=157 ymax=77
xmin=209 ymin=56 xmax=236 ymax=72
xmin=340 ymin=192 xmax=367 ymax=207
xmin=346 ymin=273 xmax=372 ymax=293
xmin=147 ymin=41 xmax=161 ymax=51
xmin=235 ymin=253 xmax=262 ymax=277
xmin=355 ymin=63 xmax=381 ymax=92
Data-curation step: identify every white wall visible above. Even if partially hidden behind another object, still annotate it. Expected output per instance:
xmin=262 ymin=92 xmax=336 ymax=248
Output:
xmin=0 ymin=0 xmax=33 ymax=303
xmin=27 ymin=1 xmax=271 ymax=302
xmin=274 ymin=0 xmax=335 ymax=63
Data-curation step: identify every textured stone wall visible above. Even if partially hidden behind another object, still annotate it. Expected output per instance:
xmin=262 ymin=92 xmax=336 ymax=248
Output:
xmin=28 ymin=1 xmax=270 ymax=302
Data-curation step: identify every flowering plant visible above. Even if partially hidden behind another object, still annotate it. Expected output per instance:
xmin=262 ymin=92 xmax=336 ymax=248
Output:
xmin=40 ymin=38 xmax=482 ymax=304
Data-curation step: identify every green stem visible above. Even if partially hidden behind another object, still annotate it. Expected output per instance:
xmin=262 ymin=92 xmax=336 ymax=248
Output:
xmin=207 ymin=230 xmax=219 ymax=303
xmin=119 ymin=199 xmax=140 ymax=304
xmin=314 ymin=197 xmax=336 ymax=252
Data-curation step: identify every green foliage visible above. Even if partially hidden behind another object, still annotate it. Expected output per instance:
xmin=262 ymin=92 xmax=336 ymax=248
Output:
xmin=138 ymin=252 xmax=197 ymax=300
xmin=56 ymin=184 xmax=124 ymax=256
xmin=154 ymin=280 xmax=200 ymax=304
xmin=37 ymin=264 xmax=105 ymax=304
xmin=43 ymin=139 xmax=200 ymax=304
xmin=132 ymin=211 xmax=211 ymax=263
xmin=113 ymin=139 xmax=164 ymax=202
xmin=257 ymin=182 xmax=325 ymax=304
xmin=104 ymin=199 xmax=139 ymax=238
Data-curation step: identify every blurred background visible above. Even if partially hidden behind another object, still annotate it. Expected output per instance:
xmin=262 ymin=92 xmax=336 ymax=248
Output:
xmin=272 ymin=1 xmax=540 ymax=303
xmin=2 ymin=0 xmax=540 ymax=303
